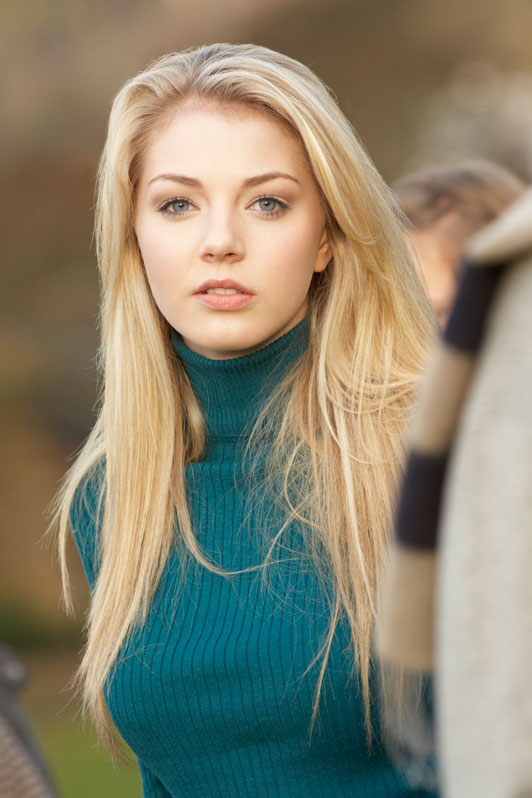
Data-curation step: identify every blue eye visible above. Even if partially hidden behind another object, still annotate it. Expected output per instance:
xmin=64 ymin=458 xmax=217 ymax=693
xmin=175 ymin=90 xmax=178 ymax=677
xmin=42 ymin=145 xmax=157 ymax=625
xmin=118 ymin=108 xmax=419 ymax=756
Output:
xmin=258 ymin=197 xmax=277 ymax=212
xmin=159 ymin=198 xmax=192 ymax=216
xmin=252 ymin=196 xmax=288 ymax=216
xmin=170 ymin=199 xmax=190 ymax=213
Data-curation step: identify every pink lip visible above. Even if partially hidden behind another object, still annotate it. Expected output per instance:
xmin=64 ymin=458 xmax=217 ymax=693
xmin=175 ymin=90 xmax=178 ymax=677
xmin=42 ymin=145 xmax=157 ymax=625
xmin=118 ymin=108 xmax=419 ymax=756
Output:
xmin=194 ymin=278 xmax=255 ymax=311
xmin=195 ymin=278 xmax=253 ymax=293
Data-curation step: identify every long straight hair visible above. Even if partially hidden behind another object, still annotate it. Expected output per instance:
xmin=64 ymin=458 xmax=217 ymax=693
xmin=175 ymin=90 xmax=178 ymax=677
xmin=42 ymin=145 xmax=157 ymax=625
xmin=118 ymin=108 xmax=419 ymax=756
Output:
xmin=53 ymin=43 xmax=434 ymax=752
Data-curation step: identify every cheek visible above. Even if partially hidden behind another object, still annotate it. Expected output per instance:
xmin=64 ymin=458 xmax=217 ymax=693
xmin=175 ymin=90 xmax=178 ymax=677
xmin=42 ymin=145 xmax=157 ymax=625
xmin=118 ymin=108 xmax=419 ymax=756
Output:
xmin=136 ymin=225 xmax=181 ymax=283
xmin=260 ymin=253 xmax=318 ymax=315
xmin=261 ymin=215 xmax=324 ymax=280
xmin=135 ymin=240 xmax=178 ymax=320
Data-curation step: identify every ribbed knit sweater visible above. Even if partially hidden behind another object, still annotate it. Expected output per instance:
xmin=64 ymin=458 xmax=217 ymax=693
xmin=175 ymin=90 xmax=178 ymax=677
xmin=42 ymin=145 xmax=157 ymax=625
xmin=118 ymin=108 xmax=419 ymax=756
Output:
xmin=71 ymin=319 xmax=436 ymax=797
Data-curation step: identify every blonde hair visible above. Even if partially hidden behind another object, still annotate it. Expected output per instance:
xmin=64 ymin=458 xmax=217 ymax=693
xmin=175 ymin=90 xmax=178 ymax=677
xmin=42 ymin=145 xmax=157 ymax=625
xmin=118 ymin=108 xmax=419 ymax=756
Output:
xmin=53 ymin=43 xmax=434 ymax=753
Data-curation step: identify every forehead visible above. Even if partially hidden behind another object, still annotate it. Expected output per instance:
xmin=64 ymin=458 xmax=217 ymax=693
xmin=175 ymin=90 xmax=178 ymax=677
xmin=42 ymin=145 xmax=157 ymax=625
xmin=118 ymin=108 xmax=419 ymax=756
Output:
xmin=140 ymin=100 xmax=310 ymax=180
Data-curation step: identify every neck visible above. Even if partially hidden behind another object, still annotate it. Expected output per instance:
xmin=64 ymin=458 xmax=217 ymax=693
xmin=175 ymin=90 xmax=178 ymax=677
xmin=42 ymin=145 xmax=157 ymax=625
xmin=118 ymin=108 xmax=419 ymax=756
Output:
xmin=172 ymin=319 xmax=310 ymax=447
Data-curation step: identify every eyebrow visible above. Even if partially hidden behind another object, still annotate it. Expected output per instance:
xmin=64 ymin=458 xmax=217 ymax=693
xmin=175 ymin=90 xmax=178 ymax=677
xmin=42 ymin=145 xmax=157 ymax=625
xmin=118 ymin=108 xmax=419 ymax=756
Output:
xmin=147 ymin=171 xmax=300 ymax=188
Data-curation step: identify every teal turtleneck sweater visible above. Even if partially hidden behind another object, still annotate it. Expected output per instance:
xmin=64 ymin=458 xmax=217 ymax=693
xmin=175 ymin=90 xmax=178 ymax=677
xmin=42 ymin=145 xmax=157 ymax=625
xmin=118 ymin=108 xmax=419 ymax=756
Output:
xmin=71 ymin=319 xmax=436 ymax=797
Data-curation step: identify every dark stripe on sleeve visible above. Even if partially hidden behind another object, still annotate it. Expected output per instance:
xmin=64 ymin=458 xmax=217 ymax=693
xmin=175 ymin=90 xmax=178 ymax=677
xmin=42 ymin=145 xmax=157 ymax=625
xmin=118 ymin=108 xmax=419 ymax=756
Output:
xmin=444 ymin=259 xmax=504 ymax=353
xmin=396 ymin=451 xmax=449 ymax=550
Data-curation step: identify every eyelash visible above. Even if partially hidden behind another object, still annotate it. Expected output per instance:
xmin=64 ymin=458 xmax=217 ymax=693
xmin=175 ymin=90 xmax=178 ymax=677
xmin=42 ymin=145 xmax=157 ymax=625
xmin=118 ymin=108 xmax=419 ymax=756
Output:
xmin=157 ymin=195 xmax=289 ymax=218
xmin=158 ymin=198 xmax=195 ymax=217
xmin=251 ymin=195 xmax=289 ymax=217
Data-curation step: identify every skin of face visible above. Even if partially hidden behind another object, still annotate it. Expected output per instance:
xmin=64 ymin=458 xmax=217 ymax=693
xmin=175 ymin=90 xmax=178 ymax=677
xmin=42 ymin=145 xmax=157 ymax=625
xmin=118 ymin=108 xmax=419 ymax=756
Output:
xmin=407 ymin=228 xmax=458 ymax=327
xmin=134 ymin=100 xmax=332 ymax=359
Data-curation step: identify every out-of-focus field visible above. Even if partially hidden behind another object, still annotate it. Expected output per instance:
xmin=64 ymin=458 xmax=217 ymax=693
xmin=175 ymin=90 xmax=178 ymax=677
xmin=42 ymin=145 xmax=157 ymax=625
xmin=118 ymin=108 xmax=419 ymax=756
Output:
xmin=21 ymin=651 xmax=141 ymax=797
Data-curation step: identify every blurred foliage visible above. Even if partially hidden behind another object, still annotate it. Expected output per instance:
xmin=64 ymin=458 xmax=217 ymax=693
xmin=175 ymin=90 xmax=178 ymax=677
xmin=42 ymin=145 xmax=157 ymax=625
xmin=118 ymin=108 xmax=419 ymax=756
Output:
xmin=0 ymin=599 xmax=81 ymax=651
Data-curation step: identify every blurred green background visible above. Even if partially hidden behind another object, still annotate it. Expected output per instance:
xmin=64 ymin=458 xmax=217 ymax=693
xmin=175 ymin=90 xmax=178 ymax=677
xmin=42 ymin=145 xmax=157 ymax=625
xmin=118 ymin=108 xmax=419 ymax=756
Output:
xmin=1 ymin=0 xmax=531 ymax=794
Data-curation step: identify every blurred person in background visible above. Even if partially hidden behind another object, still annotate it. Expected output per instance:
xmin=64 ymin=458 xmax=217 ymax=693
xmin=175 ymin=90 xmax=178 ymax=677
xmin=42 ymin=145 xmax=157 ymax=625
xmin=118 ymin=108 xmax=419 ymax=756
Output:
xmin=393 ymin=159 xmax=525 ymax=325
xmin=52 ymin=44 xmax=436 ymax=797
xmin=378 ymin=185 xmax=532 ymax=797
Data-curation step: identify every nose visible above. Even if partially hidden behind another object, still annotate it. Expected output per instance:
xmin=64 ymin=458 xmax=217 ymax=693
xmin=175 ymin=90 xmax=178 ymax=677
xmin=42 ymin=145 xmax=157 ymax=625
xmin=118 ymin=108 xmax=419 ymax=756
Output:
xmin=198 ymin=208 xmax=245 ymax=264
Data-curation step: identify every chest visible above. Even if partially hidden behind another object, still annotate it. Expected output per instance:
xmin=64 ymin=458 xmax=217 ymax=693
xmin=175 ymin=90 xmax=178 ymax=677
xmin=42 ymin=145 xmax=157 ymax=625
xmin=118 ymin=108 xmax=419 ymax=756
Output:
xmin=105 ymin=462 xmax=364 ymax=750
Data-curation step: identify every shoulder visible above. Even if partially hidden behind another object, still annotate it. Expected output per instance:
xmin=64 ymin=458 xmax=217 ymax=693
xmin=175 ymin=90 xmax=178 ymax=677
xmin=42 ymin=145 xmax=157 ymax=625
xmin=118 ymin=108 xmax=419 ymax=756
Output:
xmin=466 ymin=187 xmax=532 ymax=266
xmin=69 ymin=459 xmax=106 ymax=590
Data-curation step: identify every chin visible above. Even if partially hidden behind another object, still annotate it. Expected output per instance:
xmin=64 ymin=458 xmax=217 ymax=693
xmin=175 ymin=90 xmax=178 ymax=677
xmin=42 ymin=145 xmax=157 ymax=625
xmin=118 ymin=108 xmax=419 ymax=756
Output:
xmin=181 ymin=331 xmax=263 ymax=360
xmin=199 ymin=321 xmax=270 ymax=354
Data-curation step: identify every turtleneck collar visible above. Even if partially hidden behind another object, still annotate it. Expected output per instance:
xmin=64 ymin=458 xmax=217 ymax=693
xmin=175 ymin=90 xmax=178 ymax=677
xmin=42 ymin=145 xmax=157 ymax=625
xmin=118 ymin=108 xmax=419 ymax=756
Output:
xmin=172 ymin=318 xmax=309 ymax=443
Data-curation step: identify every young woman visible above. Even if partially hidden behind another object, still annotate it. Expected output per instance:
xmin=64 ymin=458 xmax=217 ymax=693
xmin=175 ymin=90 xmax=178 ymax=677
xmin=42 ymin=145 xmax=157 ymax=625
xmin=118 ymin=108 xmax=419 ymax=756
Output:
xmin=55 ymin=43 xmax=435 ymax=797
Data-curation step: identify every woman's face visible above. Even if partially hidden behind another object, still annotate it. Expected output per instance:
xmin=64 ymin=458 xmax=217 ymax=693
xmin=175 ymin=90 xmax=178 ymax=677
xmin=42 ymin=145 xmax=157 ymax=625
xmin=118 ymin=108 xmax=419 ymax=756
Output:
xmin=134 ymin=100 xmax=331 ymax=359
xmin=408 ymin=228 xmax=457 ymax=327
